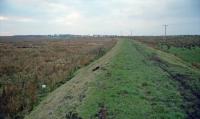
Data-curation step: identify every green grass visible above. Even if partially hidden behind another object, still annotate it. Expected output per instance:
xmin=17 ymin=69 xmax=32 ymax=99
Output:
xmin=166 ymin=46 xmax=200 ymax=64
xmin=77 ymin=39 xmax=186 ymax=119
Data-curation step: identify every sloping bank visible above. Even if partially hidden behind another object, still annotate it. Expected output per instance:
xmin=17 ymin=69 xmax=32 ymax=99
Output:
xmin=26 ymin=39 xmax=200 ymax=119
xmin=25 ymin=39 xmax=122 ymax=119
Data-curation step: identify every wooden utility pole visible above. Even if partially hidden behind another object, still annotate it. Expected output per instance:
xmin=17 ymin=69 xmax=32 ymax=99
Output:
xmin=163 ymin=24 xmax=168 ymax=40
xmin=130 ymin=30 xmax=133 ymax=36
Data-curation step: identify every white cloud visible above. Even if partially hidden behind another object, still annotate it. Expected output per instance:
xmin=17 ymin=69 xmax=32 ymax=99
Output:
xmin=45 ymin=2 xmax=69 ymax=13
xmin=0 ymin=16 xmax=8 ymax=21
xmin=15 ymin=17 xmax=37 ymax=22
xmin=0 ymin=16 xmax=37 ymax=23
xmin=49 ymin=11 xmax=82 ymax=26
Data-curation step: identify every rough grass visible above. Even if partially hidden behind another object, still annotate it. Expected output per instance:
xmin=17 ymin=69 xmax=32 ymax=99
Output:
xmin=0 ymin=37 xmax=116 ymax=119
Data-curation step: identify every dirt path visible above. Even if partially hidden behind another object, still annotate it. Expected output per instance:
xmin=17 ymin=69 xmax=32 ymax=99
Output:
xmin=25 ymin=40 xmax=122 ymax=119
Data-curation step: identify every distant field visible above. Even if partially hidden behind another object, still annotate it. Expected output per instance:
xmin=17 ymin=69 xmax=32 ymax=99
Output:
xmin=135 ymin=35 xmax=200 ymax=68
xmin=0 ymin=36 xmax=116 ymax=119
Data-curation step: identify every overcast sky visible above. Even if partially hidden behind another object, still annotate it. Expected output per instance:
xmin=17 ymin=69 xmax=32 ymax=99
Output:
xmin=0 ymin=0 xmax=200 ymax=36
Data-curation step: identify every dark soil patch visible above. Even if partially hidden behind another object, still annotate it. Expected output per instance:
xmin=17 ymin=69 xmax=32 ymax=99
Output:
xmin=98 ymin=104 xmax=107 ymax=119
xmin=170 ymin=74 xmax=200 ymax=119
xmin=192 ymin=63 xmax=200 ymax=69
xmin=92 ymin=66 xmax=100 ymax=71
xmin=149 ymin=55 xmax=200 ymax=119
xmin=65 ymin=111 xmax=82 ymax=119
xmin=149 ymin=55 xmax=168 ymax=67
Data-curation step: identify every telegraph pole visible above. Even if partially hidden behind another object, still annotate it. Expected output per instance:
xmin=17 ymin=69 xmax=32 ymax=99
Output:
xmin=163 ymin=24 xmax=168 ymax=40
xmin=130 ymin=30 xmax=134 ymax=39
xmin=130 ymin=30 xmax=133 ymax=36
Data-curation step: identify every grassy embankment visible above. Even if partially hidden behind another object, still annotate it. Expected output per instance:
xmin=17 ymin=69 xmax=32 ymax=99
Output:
xmin=26 ymin=39 xmax=200 ymax=119
xmin=77 ymin=39 xmax=200 ymax=119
